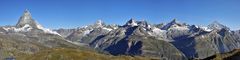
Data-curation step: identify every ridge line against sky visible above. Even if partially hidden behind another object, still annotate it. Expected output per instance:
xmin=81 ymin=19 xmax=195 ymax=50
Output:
xmin=0 ymin=0 xmax=240 ymax=30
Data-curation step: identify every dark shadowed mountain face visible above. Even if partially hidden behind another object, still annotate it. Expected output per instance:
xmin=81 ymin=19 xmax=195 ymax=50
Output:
xmin=1 ymin=10 xmax=240 ymax=60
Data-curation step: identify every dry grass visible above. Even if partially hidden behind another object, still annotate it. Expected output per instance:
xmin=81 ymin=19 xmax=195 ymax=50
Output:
xmin=17 ymin=48 xmax=154 ymax=60
xmin=203 ymin=49 xmax=240 ymax=60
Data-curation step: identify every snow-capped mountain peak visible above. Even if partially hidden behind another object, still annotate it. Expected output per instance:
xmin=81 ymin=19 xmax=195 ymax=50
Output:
xmin=22 ymin=9 xmax=32 ymax=20
xmin=161 ymin=19 xmax=189 ymax=30
xmin=138 ymin=21 xmax=151 ymax=28
xmin=95 ymin=20 xmax=103 ymax=26
xmin=91 ymin=20 xmax=107 ymax=28
xmin=16 ymin=9 xmax=43 ymax=29
xmin=3 ymin=9 xmax=61 ymax=36
xmin=125 ymin=19 xmax=138 ymax=27
xmin=199 ymin=26 xmax=212 ymax=32
xmin=124 ymin=19 xmax=152 ymax=28
xmin=208 ymin=21 xmax=229 ymax=30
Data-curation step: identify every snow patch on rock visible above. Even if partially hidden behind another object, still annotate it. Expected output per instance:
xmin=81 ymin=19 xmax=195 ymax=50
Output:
xmin=36 ymin=24 xmax=61 ymax=36
xmin=83 ymin=29 xmax=92 ymax=36
xmin=200 ymin=26 xmax=212 ymax=32
xmin=3 ymin=24 xmax=61 ymax=36
xmin=102 ymin=27 xmax=113 ymax=31
xmin=3 ymin=24 xmax=32 ymax=32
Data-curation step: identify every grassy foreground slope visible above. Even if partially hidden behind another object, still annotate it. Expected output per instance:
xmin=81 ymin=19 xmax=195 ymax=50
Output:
xmin=204 ymin=49 xmax=240 ymax=60
xmin=18 ymin=48 xmax=156 ymax=60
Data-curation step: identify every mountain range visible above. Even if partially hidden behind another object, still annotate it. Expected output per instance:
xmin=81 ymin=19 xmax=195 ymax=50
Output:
xmin=1 ymin=10 xmax=240 ymax=60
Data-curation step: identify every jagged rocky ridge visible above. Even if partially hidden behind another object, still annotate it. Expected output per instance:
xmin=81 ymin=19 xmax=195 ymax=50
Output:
xmin=55 ymin=20 xmax=119 ymax=46
xmin=56 ymin=18 xmax=240 ymax=60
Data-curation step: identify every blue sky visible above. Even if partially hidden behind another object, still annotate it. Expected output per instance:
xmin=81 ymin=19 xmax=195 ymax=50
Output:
xmin=0 ymin=0 xmax=240 ymax=30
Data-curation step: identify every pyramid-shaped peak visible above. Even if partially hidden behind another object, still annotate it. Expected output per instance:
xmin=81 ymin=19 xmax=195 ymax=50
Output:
xmin=16 ymin=9 xmax=42 ymax=29
xmin=23 ymin=9 xmax=31 ymax=16
xmin=20 ymin=9 xmax=32 ymax=21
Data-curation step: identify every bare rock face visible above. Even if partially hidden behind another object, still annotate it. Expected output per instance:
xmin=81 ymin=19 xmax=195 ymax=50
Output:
xmin=55 ymin=29 xmax=76 ymax=38
xmin=170 ymin=26 xmax=240 ymax=59
xmin=16 ymin=9 xmax=42 ymax=29
xmin=52 ymin=18 xmax=240 ymax=60
xmin=90 ymin=19 xmax=187 ymax=60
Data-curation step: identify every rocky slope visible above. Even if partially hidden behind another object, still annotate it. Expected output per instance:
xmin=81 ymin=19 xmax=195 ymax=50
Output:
xmin=89 ymin=19 xmax=187 ymax=60
xmin=55 ymin=20 xmax=119 ymax=46
xmin=55 ymin=18 xmax=240 ymax=60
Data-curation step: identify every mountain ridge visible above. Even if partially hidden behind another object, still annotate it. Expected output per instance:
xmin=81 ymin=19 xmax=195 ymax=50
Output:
xmin=1 ymin=10 xmax=240 ymax=60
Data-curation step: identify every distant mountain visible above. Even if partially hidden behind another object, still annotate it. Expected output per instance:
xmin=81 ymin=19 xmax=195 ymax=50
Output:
xmin=89 ymin=19 xmax=187 ymax=60
xmin=208 ymin=21 xmax=230 ymax=30
xmin=54 ymin=18 xmax=240 ymax=60
xmin=161 ymin=19 xmax=190 ymax=30
xmin=55 ymin=20 xmax=118 ymax=46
